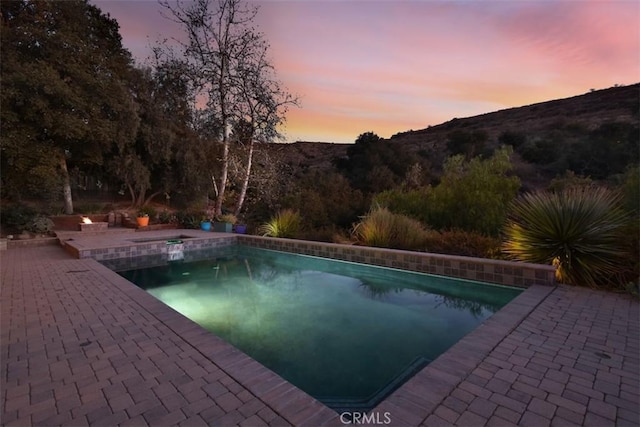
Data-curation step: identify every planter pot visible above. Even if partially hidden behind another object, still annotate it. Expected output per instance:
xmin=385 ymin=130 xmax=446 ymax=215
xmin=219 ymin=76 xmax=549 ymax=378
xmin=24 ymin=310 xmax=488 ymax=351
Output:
xmin=213 ymin=222 xmax=233 ymax=233
xmin=136 ymin=216 xmax=149 ymax=227
xmin=200 ymin=221 xmax=212 ymax=231
xmin=234 ymin=224 xmax=247 ymax=234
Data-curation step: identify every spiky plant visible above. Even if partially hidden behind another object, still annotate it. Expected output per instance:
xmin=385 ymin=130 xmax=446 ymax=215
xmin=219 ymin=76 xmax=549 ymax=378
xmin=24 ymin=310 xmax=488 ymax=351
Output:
xmin=352 ymin=205 xmax=429 ymax=250
xmin=259 ymin=209 xmax=302 ymax=238
xmin=502 ymin=188 xmax=630 ymax=287
xmin=352 ymin=206 xmax=394 ymax=248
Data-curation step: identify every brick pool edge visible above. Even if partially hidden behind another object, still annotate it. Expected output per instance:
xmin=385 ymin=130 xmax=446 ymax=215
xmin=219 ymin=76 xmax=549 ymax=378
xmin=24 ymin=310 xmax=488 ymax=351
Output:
xmin=237 ymin=235 xmax=556 ymax=288
xmin=57 ymin=230 xmax=557 ymax=425
xmin=61 ymin=231 xmax=556 ymax=289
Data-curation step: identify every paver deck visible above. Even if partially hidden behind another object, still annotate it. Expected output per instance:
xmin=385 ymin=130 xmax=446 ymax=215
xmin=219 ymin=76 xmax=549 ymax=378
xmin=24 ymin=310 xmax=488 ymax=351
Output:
xmin=1 ymin=244 xmax=638 ymax=426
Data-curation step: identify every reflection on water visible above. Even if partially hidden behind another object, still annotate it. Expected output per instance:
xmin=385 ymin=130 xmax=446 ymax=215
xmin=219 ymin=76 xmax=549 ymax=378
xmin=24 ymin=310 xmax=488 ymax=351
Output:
xmin=113 ymin=246 xmax=521 ymax=411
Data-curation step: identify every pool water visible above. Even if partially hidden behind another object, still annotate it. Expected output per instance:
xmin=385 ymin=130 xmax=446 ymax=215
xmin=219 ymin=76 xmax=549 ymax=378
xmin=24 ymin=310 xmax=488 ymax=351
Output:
xmin=115 ymin=246 xmax=521 ymax=411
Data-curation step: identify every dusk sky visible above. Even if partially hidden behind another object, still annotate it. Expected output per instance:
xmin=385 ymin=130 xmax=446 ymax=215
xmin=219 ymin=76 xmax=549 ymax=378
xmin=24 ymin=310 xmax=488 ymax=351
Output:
xmin=93 ymin=0 xmax=640 ymax=144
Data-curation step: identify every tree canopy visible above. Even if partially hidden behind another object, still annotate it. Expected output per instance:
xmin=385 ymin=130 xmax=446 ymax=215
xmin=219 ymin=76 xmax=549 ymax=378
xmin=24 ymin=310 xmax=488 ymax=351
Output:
xmin=1 ymin=0 xmax=138 ymax=212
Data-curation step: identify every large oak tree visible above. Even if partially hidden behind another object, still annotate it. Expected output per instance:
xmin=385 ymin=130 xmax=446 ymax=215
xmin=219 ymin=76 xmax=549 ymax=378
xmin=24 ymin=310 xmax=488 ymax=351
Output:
xmin=1 ymin=0 xmax=137 ymax=213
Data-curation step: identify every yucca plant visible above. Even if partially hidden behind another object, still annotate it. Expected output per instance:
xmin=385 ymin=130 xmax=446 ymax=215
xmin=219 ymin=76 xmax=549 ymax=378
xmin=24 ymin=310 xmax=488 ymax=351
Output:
xmin=259 ymin=209 xmax=302 ymax=238
xmin=502 ymin=188 xmax=630 ymax=288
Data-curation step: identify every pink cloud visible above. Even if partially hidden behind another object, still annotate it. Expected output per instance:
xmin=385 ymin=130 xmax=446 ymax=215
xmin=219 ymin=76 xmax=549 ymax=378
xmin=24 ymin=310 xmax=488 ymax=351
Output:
xmin=92 ymin=0 xmax=640 ymax=143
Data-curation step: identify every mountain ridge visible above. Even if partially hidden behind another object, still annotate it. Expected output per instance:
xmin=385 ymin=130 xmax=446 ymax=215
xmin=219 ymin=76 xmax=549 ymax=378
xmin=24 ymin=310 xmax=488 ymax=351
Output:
xmin=265 ymin=83 xmax=639 ymax=186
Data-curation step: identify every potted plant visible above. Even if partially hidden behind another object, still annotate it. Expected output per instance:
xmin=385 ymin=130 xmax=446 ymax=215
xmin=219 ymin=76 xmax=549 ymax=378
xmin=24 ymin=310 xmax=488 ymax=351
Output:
xmin=136 ymin=211 xmax=149 ymax=227
xmin=214 ymin=213 xmax=236 ymax=233
xmin=200 ymin=216 xmax=212 ymax=231
xmin=233 ymin=217 xmax=247 ymax=234
xmin=201 ymin=206 xmax=215 ymax=231
xmin=233 ymin=224 xmax=247 ymax=234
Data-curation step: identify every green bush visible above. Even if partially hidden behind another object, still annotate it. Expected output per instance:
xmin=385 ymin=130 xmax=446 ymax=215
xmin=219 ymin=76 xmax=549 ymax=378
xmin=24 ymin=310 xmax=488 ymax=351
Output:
xmin=25 ymin=215 xmax=55 ymax=234
xmin=374 ymin=147 xmax=520 ymax=237
xmin=373 ymin=188 xmax=431 ymax=223
xmin=351 ymin=205 xmax=429 ymax=250
xmin=174 ymin=210 xmax=202 ymax=229
xmin=158 ymin=210 xmax=176 ymax=224
xmin=137 ymin=205 xmax=157 ymax=218
xmin=259 ymin=209 xmax=302 ymax=238
xmin=218 ymin=214 xmax=237 ymax=224
xmin=519 ymin=139 xmax=559 ymax=164
xmin=498 ymin=130 xmax=526 ymax=148
xmin=427 ymin=146 xmax=520 ymax=235
xmin=620 ymin=165 xmax=640 ymax=214
xmin=0 ymin=204 xmax=37 ymax=229
xmin=502 ymin=188 xmax=631 ymax=288
xmin=547 ymin=171 xmax=594 ymax=193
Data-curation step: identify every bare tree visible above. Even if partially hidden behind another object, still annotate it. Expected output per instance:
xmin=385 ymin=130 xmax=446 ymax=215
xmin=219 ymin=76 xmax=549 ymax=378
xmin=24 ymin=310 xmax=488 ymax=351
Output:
xmin=232 ymin=40 xmax=297 ymax=216
xmin=160 ymin=0 xmax=296 ymax=217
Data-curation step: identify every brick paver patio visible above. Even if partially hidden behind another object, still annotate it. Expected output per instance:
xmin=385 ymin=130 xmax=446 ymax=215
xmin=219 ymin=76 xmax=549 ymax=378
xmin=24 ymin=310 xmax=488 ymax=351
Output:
xmin=1 ymin=244 xmax=638 ymax=426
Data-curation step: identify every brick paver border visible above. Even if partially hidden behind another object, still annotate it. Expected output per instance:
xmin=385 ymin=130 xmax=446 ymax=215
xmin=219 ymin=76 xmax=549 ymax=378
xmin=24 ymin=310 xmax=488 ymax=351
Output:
xmin=2 ymin=243 xmax=638 ymax=426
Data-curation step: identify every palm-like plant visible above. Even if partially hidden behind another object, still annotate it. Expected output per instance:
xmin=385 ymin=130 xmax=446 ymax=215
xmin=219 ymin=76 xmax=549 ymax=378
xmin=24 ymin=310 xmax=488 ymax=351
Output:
xmin=502 ymin=188 xmax=630 ymax=287
xmin=259 ymin=209 xmax=302 ymax=238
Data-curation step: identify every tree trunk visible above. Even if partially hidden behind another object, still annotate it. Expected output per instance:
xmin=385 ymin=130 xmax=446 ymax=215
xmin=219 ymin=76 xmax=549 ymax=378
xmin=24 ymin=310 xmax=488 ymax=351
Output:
xmin=127 ymin=183 xmax=137 ymax=208
xmin=143 ymin=190 xmax=163 ymax=207
xmin=215 ymin=126 xmax=230 ymax=217
xmin=211 ymin=174 xmax=219 ymax=197
xmin=137 ymin=188 xmax=147 ymax=208
xmin=235 ymin=139 xmax=254 ymax=217
xmin=60 ymin=157 xmax=74 ymax=214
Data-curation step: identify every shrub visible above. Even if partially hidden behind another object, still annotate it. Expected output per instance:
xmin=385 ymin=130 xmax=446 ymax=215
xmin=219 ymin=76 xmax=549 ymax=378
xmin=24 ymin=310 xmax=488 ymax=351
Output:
xmin=158 ymin=210 xmax=175 ymax=224
xmin=428 ymin=146 xmax=520 ymax=235
xmin=373 ymin=188 xmax=431 ymax=223
xmin=519 ymin=139 xmax=559 ymax=164
xmin=498 ymin=130 xmax=526 ymax=148
xmin=425 ymin=229 xmax=503 ymax=259
xmin=259 ymin=209 xmax=302 ymax=238
xmin=174 ymin=210 xmax=202 ymax=229
xmin=25 ymin=215 xmax=55 ymax=234
xmin=352 ymin=206 xmax=395 ymax=248
xmin=502 ymin=188 xmax=631 ymax=288
xmin=218 ymin=214 xmax=237 ymax=224
xmin=547 ymin=170 xmax=594 ymax=193
xmin=137 ymin=206 xmax=157 ymax=218
xmin=0 ymin=204 xmax=37 ymax=229
xmin=351 ymin=205 xmax=429 ymax=250
xmin=620 ymin=165 xmax=639 ymax=214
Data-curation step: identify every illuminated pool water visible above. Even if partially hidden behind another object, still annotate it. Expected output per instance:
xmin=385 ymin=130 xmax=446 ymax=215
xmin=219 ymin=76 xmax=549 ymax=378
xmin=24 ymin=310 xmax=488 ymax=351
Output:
xmin=110 ymin=246 xmax=521 ymax=411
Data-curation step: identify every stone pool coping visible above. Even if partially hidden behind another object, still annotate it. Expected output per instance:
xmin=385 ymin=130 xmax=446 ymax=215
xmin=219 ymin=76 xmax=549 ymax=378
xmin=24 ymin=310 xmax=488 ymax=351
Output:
xmin=61 ymin=230 xmax=556 ymax=288
xmin=92 ymin=256 xmax=553 ymax=425
xmin=4 ymin=235 xmax=638 ymax=426
xmin=57 ymin=231 xmax=556 ymax=421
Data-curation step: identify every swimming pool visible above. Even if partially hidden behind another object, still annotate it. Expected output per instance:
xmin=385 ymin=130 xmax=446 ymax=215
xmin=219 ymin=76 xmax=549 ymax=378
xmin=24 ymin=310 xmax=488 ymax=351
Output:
xmin=108 ymin=246 xmax=522 ymax=411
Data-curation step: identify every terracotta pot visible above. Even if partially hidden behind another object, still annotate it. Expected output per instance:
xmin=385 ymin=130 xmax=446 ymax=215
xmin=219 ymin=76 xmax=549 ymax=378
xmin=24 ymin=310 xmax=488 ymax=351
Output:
xmin=136 ymin=216 xmax=149 ymax=227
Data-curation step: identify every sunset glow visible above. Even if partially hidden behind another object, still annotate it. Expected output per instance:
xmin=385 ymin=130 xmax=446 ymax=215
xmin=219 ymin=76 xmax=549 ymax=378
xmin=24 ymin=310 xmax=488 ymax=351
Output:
xmin=93 ymin=0 xmax=640 ymax=143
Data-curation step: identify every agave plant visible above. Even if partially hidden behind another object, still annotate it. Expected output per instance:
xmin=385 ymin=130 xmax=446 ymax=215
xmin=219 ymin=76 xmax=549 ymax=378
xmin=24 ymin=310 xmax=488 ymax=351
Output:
xmin=259 ymin=209 xmax=302 ymax=238
xmin=502 ymin=188 xmax=630 ymax=287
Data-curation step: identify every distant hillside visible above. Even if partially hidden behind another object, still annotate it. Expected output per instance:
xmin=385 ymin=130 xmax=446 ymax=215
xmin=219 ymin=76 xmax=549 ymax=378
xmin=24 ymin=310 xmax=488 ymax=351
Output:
xmin=265 ymin=84 xmax=639 ymax=188
xmin=389 ymin=83 xmax=638 ymax=151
